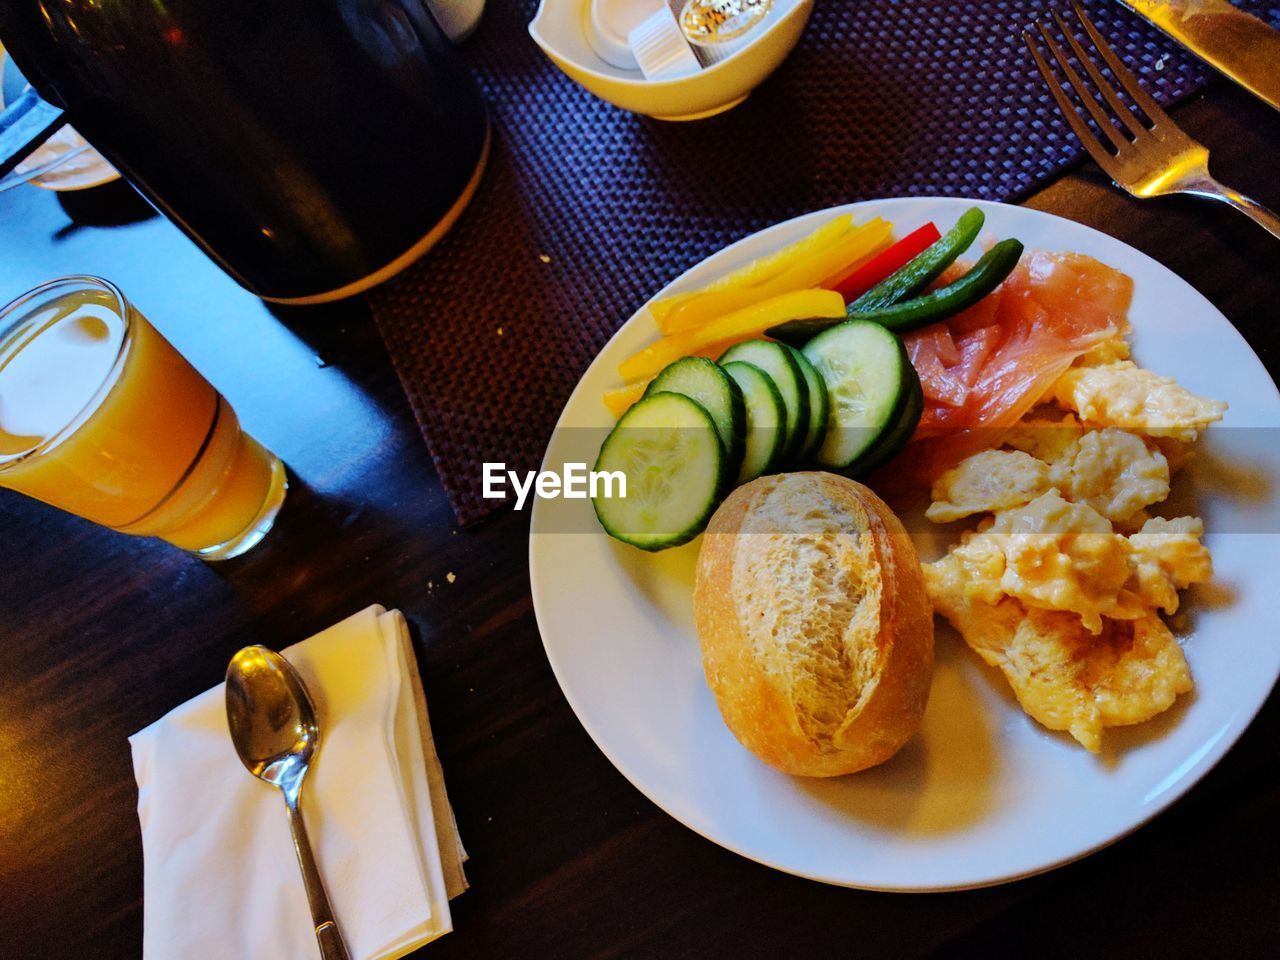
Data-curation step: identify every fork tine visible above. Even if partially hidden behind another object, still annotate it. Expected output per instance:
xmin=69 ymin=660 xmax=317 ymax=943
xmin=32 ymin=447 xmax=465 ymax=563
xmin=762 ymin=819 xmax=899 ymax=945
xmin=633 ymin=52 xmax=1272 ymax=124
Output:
xmin=1035 ymin=21 xmax=1126 ymax=152
xmin=1071 ymin=1 xmax=1173 ymax=127
xmin=1051 ymin=10 xmax=1146 ymax=139
xmin=1023 ymin=29 xmax=1122 ymax=179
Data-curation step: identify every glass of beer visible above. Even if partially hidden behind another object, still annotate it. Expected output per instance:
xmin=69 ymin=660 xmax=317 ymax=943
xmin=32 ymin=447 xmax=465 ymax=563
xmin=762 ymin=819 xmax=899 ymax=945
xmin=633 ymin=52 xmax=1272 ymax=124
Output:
xmin=0 ymin=276 xmax=287 ymax=559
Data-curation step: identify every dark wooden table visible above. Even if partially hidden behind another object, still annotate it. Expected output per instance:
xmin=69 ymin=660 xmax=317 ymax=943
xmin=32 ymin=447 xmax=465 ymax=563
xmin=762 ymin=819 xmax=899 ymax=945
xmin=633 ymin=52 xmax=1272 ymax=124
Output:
xmin=1 ymin=80 xmax=1277 ymax=960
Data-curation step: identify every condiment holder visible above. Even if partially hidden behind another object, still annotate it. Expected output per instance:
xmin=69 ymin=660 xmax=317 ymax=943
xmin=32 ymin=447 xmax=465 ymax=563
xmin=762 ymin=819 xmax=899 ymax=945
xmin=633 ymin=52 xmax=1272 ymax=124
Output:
xmin=528 ymin=0 xmax=814 ymax=121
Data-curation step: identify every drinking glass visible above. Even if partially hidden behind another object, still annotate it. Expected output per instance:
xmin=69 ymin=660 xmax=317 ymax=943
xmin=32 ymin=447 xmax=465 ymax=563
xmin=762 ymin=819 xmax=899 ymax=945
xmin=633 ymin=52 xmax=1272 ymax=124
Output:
xmin=0 ymin=276 xmax=286 ymax=558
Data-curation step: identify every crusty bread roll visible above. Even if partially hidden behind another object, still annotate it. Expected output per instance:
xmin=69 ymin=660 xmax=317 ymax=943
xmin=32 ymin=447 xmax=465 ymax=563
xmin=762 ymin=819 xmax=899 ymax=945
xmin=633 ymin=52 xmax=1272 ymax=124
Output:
xmin=694 ymin=472 xmax=934 ymax=777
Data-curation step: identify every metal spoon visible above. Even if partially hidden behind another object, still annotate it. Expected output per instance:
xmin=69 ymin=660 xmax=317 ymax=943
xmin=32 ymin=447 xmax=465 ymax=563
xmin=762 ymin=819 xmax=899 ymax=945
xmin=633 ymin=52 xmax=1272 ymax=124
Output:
xmin=226 ymin=645 xmax=351 ymax=960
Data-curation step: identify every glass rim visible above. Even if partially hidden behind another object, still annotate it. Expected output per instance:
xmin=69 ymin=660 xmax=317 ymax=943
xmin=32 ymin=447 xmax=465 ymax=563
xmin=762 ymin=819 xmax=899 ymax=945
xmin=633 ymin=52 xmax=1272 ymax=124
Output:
xmin=0 ymin=274 xmax=133 ymax=472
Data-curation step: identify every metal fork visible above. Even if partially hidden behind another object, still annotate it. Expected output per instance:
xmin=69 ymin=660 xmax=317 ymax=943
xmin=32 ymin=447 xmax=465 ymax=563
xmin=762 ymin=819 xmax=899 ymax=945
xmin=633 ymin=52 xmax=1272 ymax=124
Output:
xmin=1025 ymin=2 xmax=1280 ymax=240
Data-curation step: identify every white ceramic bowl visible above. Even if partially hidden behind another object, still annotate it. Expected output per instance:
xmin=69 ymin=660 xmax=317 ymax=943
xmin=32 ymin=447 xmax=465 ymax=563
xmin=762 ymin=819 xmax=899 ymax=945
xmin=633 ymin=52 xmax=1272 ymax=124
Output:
xmin=528 ymin=0 xmax=815 ymax=121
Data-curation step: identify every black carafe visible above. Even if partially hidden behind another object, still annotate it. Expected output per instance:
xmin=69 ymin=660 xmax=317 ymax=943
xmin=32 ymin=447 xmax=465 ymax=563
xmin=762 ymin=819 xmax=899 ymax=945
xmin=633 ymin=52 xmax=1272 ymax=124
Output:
xmin=0 ymin=1 xmax=489 ymax=303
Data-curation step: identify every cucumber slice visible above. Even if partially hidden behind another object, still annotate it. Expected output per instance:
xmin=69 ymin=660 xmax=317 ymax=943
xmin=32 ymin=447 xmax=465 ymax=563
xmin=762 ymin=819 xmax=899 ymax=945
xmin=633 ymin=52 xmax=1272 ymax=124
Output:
xmin=719 ymin=339 xmax=808 ymax=464
xmin=803 ymin=319 xmax=911 ymax=470
xmin=849 ymin=364 xmax=923 ymax=477
xmin=763 ymin=316 xmax=841 ymax=347
xmin=644 ymin=356 xmax=745 ymax=484
xmin=721 ymin=361 xmax=786 ymax=484
xmin=592 ymin=392 xmax=724 ymax=551
xmin=782 ymin=344 xmax=829 ymax=464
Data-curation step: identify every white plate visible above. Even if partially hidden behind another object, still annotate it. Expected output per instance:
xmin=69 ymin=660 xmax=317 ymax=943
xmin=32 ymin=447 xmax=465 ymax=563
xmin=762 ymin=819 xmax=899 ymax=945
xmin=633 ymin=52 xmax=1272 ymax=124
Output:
xmin=0 ymin=52 xmax=120 ymax=192
xmin=529 ymin=197 xmax=1280 ymax=891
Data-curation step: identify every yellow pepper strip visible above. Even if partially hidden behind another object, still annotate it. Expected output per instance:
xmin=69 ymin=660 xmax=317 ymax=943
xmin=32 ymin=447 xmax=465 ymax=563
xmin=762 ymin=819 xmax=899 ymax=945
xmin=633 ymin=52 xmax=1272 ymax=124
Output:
xmin=702 ymin=214 xmax=854 ymax=293
xmin=602 ymin=379 xmax=650 ymax=416
xmin=618 ymin=288 xmax=846 ymax=382
xmin=648 ymin=214 xmax=853 ymax=329
xmin=659 ymin=218 xmax=893 ymax=335
xmin=646 ymin=291 xmax=699 ymax=330
xmin=652 ymin=288 xmax=758 ymax=335
xmin=602 ymin=344 xmax=728 ymax=415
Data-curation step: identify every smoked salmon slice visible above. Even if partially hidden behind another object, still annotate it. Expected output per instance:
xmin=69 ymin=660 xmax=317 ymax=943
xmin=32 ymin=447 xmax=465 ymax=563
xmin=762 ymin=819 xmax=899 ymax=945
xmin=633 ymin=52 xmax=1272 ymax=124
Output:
xmin=899 ymin=250 xmax=1133 ymax=479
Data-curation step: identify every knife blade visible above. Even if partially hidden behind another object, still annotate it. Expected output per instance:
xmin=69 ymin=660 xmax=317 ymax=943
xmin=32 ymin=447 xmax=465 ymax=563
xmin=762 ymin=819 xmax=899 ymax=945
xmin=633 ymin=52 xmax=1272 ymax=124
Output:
xmin=1119 ymin=0 xmax=1280 ymax=112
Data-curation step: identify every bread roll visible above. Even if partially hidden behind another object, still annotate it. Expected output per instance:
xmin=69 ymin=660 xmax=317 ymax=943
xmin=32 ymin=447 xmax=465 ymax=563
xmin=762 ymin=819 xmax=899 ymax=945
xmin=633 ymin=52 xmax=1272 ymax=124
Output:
xmin=694 ymin=472 xmax=934 ymax=777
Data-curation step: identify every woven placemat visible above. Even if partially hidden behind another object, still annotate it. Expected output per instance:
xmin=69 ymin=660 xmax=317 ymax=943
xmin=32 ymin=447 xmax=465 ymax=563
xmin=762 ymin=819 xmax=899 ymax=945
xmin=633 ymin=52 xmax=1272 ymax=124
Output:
xmin=369 ymin=0 xmax=1275 ymax=524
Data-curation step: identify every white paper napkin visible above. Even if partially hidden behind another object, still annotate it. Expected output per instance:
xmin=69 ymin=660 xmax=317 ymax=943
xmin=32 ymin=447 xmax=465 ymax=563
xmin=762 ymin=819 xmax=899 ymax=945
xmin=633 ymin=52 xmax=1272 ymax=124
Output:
xmin=130 ymin=606 xmax=467 ymax=960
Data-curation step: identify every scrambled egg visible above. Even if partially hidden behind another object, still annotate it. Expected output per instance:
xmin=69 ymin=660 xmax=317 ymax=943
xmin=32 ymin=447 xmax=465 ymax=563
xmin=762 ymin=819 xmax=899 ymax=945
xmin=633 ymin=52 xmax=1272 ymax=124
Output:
xmin=986 ymin=491 xmax=1144 ymax=633
xmin=922 ymin=565 xmax=1193 ymax=752
xmin=1129 ymin=516 xmax=1213 ymax=615
xmin=1052 ymin=360 xmax=1227 ymax=441
xmin=923 ymin=352 xmax=1222 ymax=752
xmin=1075 ymin=336 xmax=1131 ymax=366
xmin=1046 ymin=427 xmax=1170 ymax=524
xmin=1004 ymin=413 xmax=1085 ymax=465
xmin=926 ymin=450 xmax=1050 ymax=522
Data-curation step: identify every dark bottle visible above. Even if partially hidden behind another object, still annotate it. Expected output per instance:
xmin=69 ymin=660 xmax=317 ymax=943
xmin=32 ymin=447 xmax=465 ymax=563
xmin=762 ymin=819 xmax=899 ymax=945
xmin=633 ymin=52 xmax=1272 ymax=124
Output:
xmin=0 ymin=1 xmax=489 ymax=303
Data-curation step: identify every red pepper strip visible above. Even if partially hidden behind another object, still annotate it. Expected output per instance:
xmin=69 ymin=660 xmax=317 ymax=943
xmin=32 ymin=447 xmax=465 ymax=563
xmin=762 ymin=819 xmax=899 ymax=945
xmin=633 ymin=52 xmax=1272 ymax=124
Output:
xmin=823 ymin=222 xmax=942 ymax=304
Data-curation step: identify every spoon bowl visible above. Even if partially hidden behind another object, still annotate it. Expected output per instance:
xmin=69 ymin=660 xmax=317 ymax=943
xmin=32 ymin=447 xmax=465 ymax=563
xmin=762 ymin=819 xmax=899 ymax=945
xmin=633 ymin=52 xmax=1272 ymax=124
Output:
xmin=225 ymin=645 xmax=350 ymax=960
xmin=226 ymin=645 xmax=319 ymax=788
